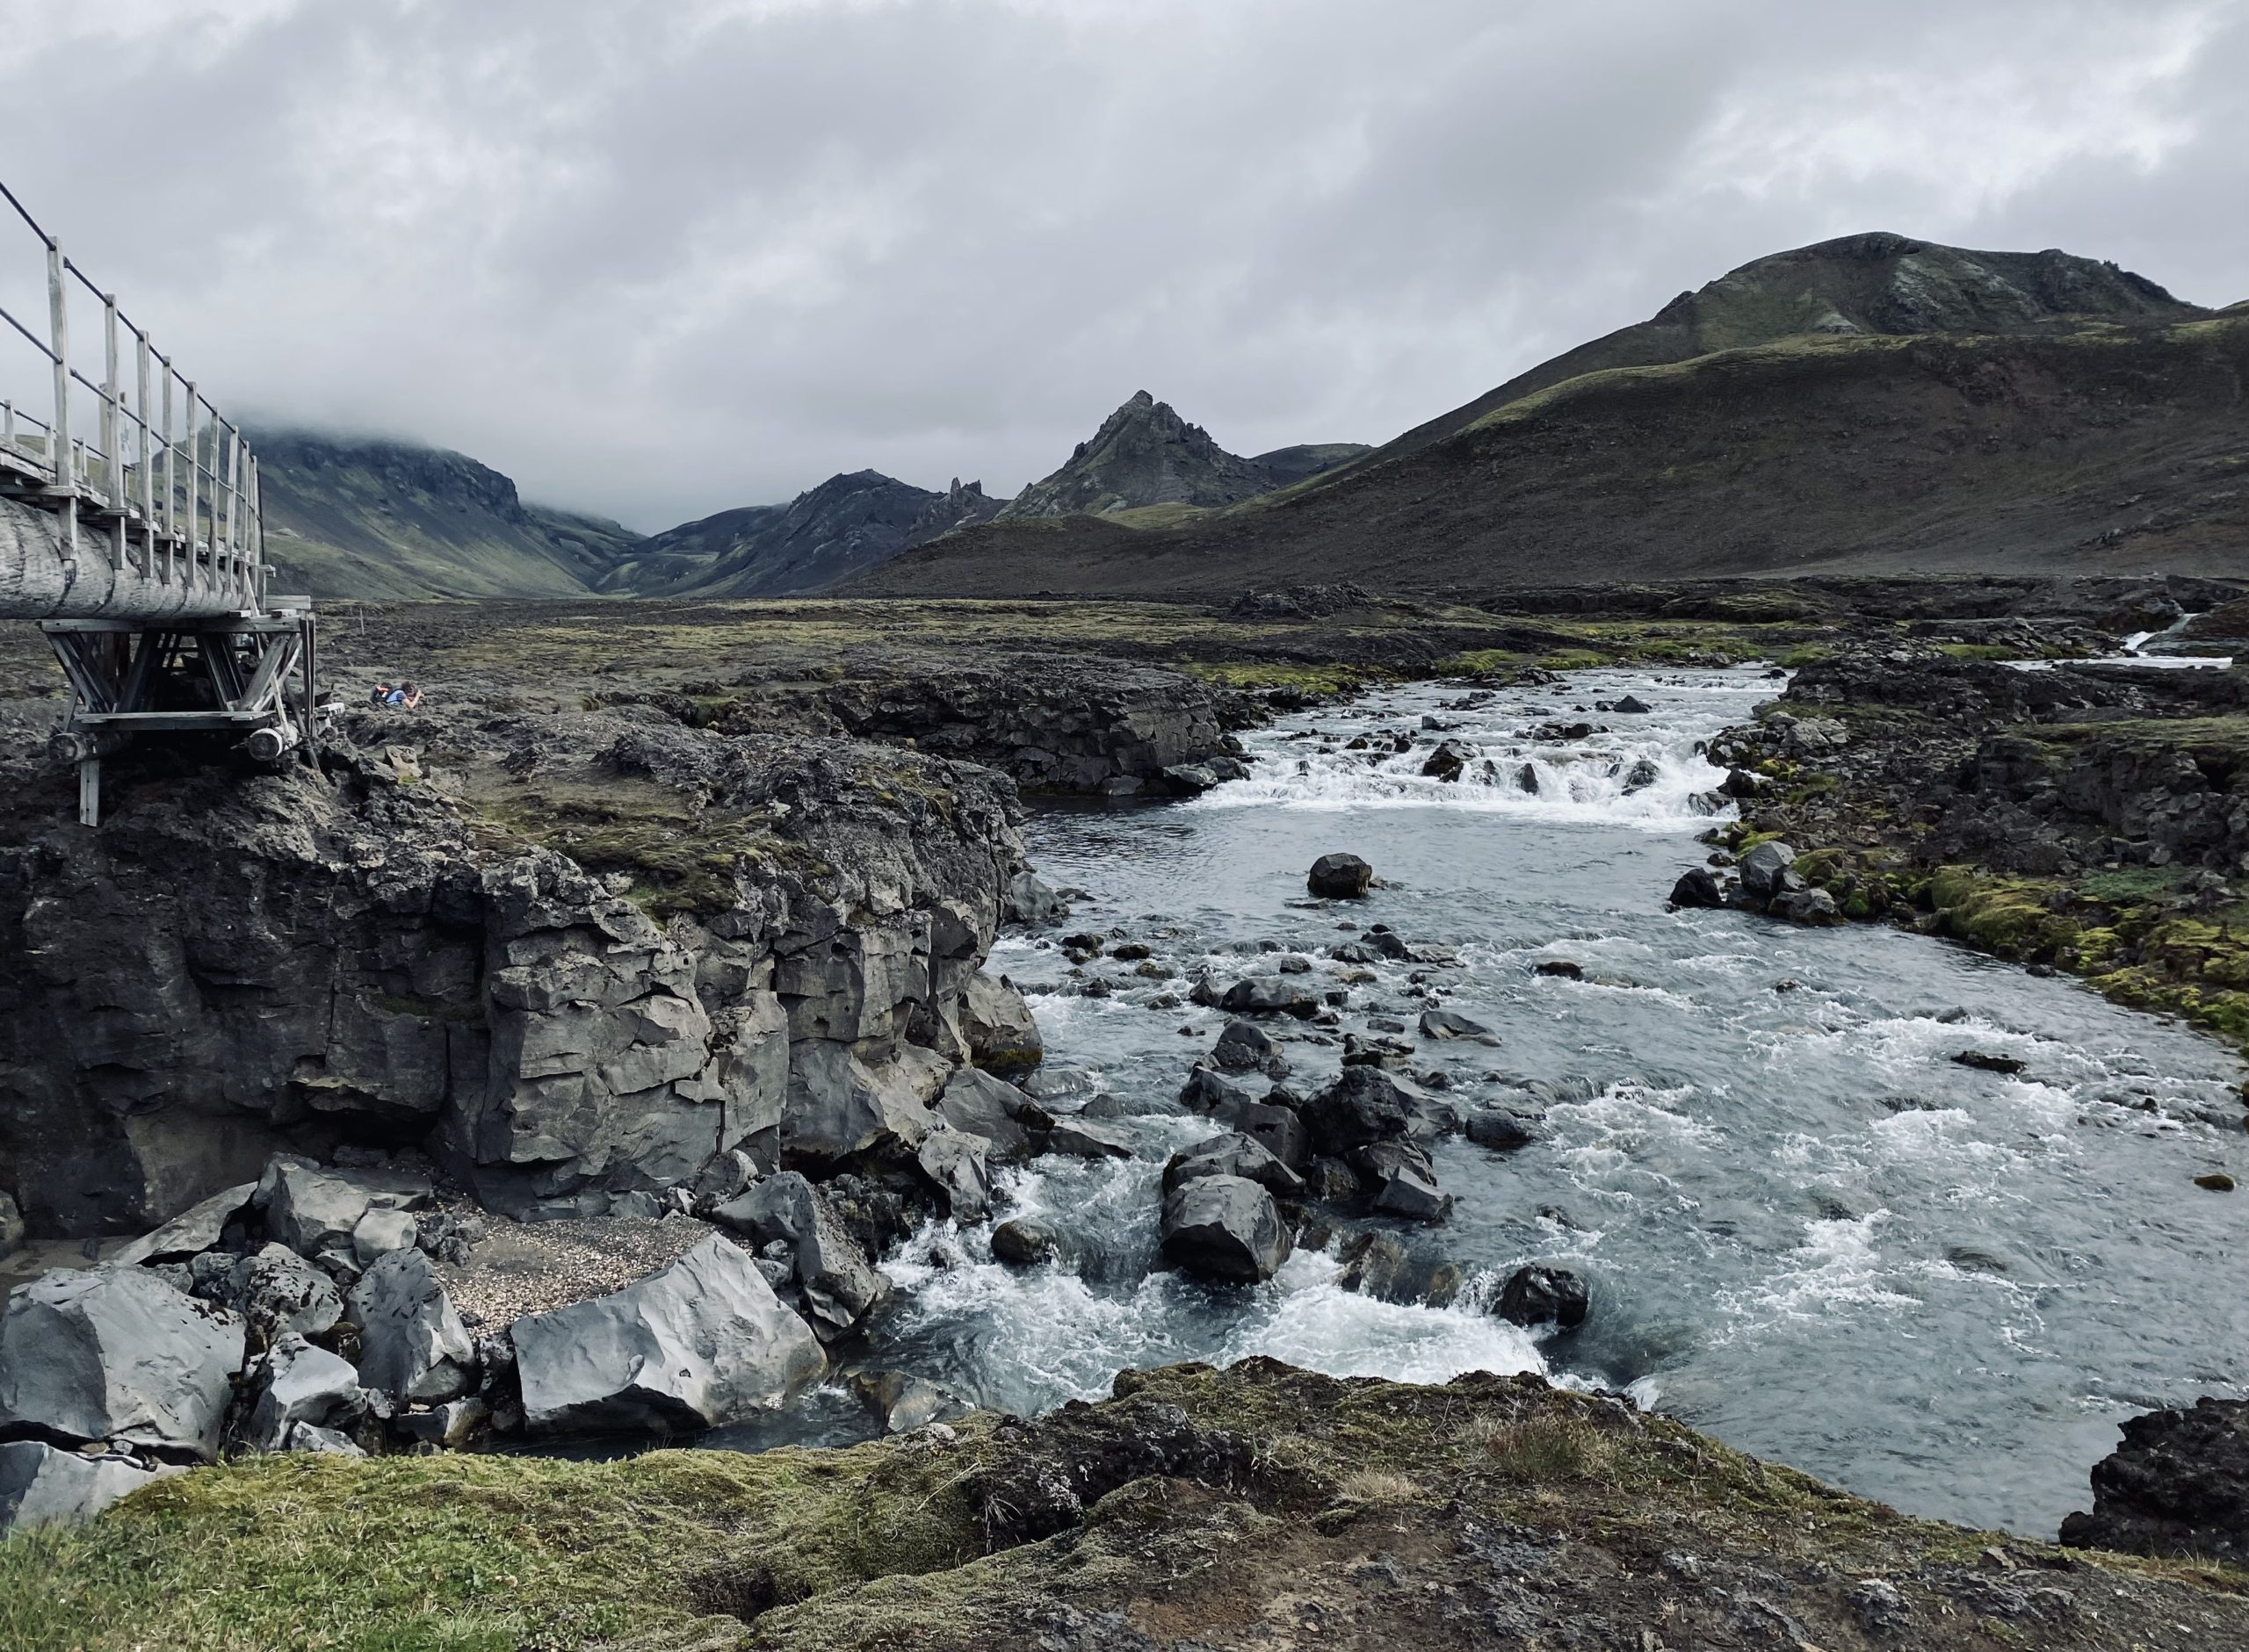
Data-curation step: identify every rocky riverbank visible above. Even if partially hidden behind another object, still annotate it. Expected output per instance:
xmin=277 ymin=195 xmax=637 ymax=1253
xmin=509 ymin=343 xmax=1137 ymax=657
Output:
xmin=1682 ymin=641 xmax=2249 ymax=1064
xmin=6 ymin=1356 xmax=2247 ymax=1650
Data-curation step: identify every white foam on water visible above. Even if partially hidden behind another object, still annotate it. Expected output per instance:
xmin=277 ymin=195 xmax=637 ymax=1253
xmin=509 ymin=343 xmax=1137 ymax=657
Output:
xmin=1186 ymin=673 xmax=1765 ymax=831
xmin=882 ymin=1212 xmax=1548 ymax=1408
xmin=1712 ymin=1213 xmax=1925 ymax=1328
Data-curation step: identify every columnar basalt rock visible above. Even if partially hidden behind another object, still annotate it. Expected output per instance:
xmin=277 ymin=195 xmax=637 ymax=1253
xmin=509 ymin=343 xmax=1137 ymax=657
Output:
xmin=0 ymin=705 xmax=1030 ymax=1240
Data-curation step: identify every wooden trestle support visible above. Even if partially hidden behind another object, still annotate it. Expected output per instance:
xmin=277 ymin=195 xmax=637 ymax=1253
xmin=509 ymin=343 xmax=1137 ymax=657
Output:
xmin=41 ymin=602 xmax=322 ymax=826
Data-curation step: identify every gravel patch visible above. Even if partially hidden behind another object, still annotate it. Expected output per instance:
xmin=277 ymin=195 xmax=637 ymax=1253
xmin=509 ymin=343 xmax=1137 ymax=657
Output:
xmin=439 ymin=1213 xmax=717 ymax=1327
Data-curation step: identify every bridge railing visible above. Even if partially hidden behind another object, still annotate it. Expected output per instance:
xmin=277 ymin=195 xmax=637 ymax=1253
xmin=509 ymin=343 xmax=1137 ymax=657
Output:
xmin=0 ymin=177 xmax=264 ymax=606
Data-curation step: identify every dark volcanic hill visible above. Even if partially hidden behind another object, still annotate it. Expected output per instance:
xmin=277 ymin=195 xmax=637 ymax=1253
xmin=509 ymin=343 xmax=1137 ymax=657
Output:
xmin=852 ymin=234 xmax=2245 ymax=596
xmin=599 ymin=470 xmax=1008 ymax=598
xmin=254 ymin=431 xmax=645 ymax=599
xmin=996 ymin=391 xmax=1367 ymax=520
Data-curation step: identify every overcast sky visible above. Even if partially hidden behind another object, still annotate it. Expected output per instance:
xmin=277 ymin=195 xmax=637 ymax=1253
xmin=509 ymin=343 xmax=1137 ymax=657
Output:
xmin=3 ymin=0 xmax=2243 ymax=531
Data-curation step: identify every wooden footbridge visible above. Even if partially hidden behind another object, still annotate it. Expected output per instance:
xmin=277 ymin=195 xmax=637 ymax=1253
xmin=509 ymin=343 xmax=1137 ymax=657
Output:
xmin=0 ymin=178 xmax=321 ymax=824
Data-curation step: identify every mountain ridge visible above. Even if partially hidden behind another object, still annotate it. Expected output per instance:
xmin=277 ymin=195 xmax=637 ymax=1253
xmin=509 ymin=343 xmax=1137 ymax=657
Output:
xmin=850 ymin=233 xmax=2245 ymax=596
xmin=251 ymin=429 xmax=644 ymax=599
xmin=596 ymin=469 xmax=1009 ymax=598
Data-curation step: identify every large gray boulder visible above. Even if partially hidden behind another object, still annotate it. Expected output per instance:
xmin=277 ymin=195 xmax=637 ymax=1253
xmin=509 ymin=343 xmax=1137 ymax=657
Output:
xmin=1180 ymin=1069 xmax=1311 ymax=1170
xmin=1210 ymin=1021 xmax=1289 ymax=1078
xmin=1162 ymin=1132 xmax=1305 ymax=1200
xmin=110 ymin=1181 xmax=256 ymax=1267
xmin=1299 ymin=1067 xmax=1447 ymax=1155
xmin=351 ymin=1207 xmax=420 ymax=1266
xmin=1040 ymin=1118 xmax=1135 ymax=1160
xmin=1353 ymin=1140 xmax=1451 ymax=1223
xmin=915 ymin=1127 xmax=994 ymax=1222
xmin=712 ymin=1172 xmax=891 ymax=1342
xmin=962 ymin=972 xmax=1043 ymax=1074
xmin=936 ymin=1066 xmax=1044 ymax=1162
xmin=1739 ymin=840 xmax=1799 ymax=900
xmin=1219 ymin=977 xmax=1320 ymax=1019
xmin=263 ymin=1159 xmax=430 ymax=1264
xmin=221 ymin=1244 xmax=343 ymax=1345
xmin=0 ymin=1267 xmax=242 ymax=1461
xmin=1306 ymin=853 xmax=1373 ymax=898
xmin=777 ymin=1041 xmax=944 ymax=1170
xmin=346 ymin=1249 xmax=474 ymax=1402
xmin=0 ymin=1440 xmax=170 ymax=1536
xmin=247 ymin=1333 xmax=364 ymax=1452
xmin=1004 ymin=870 xmax=1071 ymax=927
xmin=1159 ymin=1174 xmax=1292 ymax=1284
xmin=511 ymin=1234 xmax=825 ymax=1432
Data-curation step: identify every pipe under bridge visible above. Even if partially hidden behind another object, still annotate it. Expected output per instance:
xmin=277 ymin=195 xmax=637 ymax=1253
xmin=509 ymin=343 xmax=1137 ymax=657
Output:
xmin=0 ymin=177 xmax=322 ymax=824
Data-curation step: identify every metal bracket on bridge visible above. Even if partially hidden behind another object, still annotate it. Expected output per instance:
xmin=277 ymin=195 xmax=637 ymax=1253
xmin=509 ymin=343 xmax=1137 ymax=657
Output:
xmin=42 ymin=599 xmax=324 ymax=826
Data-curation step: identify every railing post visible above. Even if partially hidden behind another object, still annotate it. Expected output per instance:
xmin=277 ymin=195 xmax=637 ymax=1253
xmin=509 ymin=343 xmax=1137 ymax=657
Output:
xmin=220 ymin=425 xmax=239 ymax=600
xmin=135 ymin=328 xmax=155 ymax=577
xmin=249 ymin=454 xmax=264 ymax=607
xmin=46 ymin=238 xmax=76 ymax=560
xmin=160 ymin=361 xmax=176 ymax=581
xmin=102 ymin=294 xmax=123 ymax=569
xmin=182 ymin=384 xmax=199 ymax=585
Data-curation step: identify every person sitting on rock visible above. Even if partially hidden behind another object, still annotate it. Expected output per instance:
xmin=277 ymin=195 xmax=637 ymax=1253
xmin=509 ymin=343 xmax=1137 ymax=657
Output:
xmin=388 ymin=682 xmax=423 ymax=710
xmin=369 ymin=682 xmax=393 ymax=707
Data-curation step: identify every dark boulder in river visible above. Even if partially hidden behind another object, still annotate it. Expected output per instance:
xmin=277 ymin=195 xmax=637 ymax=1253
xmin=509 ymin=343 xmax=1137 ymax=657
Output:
xmin=1300 ymin=1067 xmax=1450 ymax=1154
xmin=1306 ymin=852 xmax=1373 ymax=898
xmin=1163 ymin=1130 xmax=1306 ymax=1200
xmin=1669 ymin=866 xmax=1727 ymax=908
xmin=1219 ymin=977 xmax=1320 ymax=1018
xmin=1498 ymin=1264 xmax=1590 ymax=1330
xmin=1159 ymin=1174 xmax=1292 ymax=1283
xmin=2062 ymin=1396 xmax=2249 ymax=1564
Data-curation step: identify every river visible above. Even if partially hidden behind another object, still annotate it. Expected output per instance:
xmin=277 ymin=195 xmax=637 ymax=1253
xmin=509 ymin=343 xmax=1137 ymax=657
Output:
xmin=780 ymin=665 xmax=2249 ymax=1537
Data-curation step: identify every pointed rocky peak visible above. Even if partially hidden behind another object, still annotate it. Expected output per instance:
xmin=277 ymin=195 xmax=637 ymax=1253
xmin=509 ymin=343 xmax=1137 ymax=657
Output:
xmin=1000 ymin=393 xmax=1311 ymax=521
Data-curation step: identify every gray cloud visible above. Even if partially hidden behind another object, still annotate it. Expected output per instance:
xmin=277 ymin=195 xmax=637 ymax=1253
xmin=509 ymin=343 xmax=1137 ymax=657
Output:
xmin=3 ymin=0 xmax=2241 ymax=530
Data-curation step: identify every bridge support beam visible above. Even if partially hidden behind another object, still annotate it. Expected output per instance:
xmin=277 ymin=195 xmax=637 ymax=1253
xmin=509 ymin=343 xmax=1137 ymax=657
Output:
xmin=41 ymin=600 xmax=325 ymax=826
